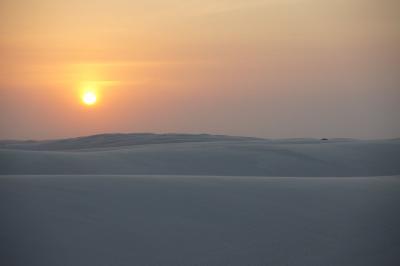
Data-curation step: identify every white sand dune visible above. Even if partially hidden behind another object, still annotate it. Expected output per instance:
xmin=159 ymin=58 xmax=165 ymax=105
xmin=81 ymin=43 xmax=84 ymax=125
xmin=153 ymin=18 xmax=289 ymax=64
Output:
xmin=0 ymin=133 xmax=399 ymax=176
xmin=1 ymin=134 xmax=399 ymax=265
xmin=0 ymin=133 xmax=262 ymax=151
xmin=1 ymin=175 xmax=399 ymax=266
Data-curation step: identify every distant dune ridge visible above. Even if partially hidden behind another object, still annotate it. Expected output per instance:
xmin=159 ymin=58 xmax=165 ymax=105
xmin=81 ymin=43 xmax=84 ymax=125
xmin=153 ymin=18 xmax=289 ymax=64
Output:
xmin=1 ymin=133 xmax=399 ymax=176
xmin=0 ymin=133 xmax=263 ymax=150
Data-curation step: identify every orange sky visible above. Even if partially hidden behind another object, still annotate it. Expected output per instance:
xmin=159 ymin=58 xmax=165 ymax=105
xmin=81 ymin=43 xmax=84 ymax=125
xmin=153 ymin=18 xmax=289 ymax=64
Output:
xmin=0 ymin=0 xmax=399 ymax=139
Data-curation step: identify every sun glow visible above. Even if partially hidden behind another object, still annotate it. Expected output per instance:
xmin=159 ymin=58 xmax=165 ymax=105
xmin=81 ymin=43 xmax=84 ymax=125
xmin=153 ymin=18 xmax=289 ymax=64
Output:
xmin=82 ymin=91 xmax=97 ymax=105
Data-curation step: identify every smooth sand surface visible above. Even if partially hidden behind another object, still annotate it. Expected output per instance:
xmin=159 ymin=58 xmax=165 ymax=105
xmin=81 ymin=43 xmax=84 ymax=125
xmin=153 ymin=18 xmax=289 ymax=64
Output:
xmin=1 ymin=175 xmax=399 ymax=266
xmin=1 ymin=135 xmax=399 ymax=176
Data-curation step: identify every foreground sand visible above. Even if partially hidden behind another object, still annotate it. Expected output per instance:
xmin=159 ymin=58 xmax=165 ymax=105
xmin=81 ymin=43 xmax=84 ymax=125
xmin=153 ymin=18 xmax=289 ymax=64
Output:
xmin=1 ymin=175 xmax=399 ymax=266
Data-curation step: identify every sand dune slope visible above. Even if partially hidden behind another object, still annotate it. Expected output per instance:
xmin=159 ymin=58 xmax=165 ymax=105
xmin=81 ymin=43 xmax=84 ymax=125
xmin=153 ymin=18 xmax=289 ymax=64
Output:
xmin=1 ymin=134 xmax=399 ymax=176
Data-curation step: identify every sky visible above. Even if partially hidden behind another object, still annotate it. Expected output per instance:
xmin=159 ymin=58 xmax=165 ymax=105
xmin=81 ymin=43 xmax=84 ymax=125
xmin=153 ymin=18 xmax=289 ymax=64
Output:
xmin=0 ymin=0 xmax=399 ymax=140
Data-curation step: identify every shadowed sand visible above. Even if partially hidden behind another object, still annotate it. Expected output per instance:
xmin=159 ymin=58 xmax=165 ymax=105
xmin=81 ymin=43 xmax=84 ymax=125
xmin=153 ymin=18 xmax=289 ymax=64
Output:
xmin=0 ymin=175 xmax=399 ymax=266
xmin=1 ymin=134 xmax=399 ymax=176
xmin=1 ymin=134 xmax=399 ymax=265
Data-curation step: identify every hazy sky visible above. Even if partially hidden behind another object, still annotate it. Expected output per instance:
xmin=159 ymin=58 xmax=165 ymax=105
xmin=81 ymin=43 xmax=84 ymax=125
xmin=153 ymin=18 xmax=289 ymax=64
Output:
xmin=0 ymin=0 xmax=399 ymax=139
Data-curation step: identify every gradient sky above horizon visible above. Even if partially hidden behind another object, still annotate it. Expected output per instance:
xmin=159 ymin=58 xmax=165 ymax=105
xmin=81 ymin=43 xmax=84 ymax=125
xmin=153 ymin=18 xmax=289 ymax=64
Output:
xmin=0 ymin=0 xmax=399 ymax=140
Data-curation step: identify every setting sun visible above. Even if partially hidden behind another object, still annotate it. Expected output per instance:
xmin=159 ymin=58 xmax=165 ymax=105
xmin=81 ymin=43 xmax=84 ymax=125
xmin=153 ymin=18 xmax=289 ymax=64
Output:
xmin=82 ymin=91 xmax=97 ymax=106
